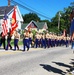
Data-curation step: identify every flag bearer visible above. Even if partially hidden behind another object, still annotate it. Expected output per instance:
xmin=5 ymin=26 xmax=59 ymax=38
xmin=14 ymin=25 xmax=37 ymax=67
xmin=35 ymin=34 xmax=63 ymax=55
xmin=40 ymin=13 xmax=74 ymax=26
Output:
xmin=5 ymin=29 xmax=12 ymax=50
xmin=0 ymin=32 xmax=6 ymax=49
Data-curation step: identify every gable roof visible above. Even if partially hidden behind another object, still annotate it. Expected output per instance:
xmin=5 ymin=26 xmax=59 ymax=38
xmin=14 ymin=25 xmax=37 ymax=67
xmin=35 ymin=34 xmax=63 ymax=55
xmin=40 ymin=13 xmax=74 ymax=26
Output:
xmin=21 ymin=23 xmax=28 ymax=30
xmin=0 ymin=5 xmax=23 ymax=21
xmin=0 ymin=5 xmax=14 ymax=16
xmin=36 ymin=22 xmax=46 ymax=29
xmin=21 ymin=20 xmax=48 ymax=30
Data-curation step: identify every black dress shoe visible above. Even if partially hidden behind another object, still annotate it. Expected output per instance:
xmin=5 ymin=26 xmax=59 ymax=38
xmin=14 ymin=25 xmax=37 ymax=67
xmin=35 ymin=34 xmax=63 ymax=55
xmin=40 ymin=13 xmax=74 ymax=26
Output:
xmin=5 ymin=49 xmax=8 ymax=50
xmin=10 ymin=47 xmax=12 ymax=50
xmin=23 ymin=50 xmax=25 ymax=52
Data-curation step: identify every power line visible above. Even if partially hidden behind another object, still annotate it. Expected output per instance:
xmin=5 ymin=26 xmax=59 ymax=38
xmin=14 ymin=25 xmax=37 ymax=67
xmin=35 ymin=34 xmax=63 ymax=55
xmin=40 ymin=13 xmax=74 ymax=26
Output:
xmin=18 ymin=0 xmax=50 ymax=18
xmin=10 ymin=0 xmax=51 ymax=20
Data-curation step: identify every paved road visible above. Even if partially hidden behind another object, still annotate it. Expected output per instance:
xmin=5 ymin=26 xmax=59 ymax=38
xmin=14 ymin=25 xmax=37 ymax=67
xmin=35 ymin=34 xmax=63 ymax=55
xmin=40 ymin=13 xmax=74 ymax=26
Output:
xmin=0 ymin=46 xmax=74 ymax=75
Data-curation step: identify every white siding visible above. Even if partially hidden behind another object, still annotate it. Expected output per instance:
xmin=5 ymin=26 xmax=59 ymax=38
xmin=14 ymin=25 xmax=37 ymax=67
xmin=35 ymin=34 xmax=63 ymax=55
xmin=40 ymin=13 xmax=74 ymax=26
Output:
xmin=0 ymin=5 xmax=23 ymax=32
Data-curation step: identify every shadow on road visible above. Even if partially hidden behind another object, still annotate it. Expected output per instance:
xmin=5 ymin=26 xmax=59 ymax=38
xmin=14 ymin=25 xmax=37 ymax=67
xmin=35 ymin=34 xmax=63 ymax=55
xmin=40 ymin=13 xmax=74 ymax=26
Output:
xmin=40 ymin=59 xmax=74 ymax=75
xmin=40 ymin=64 xmax=66 ymax=75
xmin=52 ymin=61 xmax=72 ymax=69
xmin=70 ymin=59 xmax=74 ymax=66
xmin=69 ymin=59 xmax=74 ymax=71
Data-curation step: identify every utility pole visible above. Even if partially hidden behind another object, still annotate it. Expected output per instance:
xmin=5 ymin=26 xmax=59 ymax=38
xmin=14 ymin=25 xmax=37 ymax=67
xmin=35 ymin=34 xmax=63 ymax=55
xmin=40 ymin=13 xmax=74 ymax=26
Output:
xmin=58 ymin=12 xmax=60 ymax=30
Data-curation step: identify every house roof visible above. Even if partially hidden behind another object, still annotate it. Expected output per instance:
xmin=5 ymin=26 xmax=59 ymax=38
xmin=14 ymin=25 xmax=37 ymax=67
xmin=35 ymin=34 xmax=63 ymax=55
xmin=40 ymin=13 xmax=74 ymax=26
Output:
xmin=36 ymin=22 xmax=46 ymax=29
xmin=21 ymin=20 xmax=48 ymax=30
xmin=0 ymin=5 xmax=14 ymax=15
xmin=21 ymin=23 xmax=28 ymax=30
xmin=0 ymin=5 xmax=23 ymax=21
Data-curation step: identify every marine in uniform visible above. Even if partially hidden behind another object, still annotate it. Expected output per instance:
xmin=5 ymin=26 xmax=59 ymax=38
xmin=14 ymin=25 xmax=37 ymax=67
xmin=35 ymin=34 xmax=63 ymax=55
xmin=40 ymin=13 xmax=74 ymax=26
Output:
xmin=0 ymin=32 xmax=6 ymax=49
xmin=6 ymin=31 xmax=12 ymax=50
xmin=23 ymin=29 xmax=29 ymax=51
xmin=29 ymin=31 xmax=33 ymax=48
xmin=45 ymin=31 xmax=49 ymax=48
xmin=14 ymin=30 xmax=20 ymax=50
xmin=41 ymin=33 xmax=46 ymax=48
xmin=35 ymin=32 xmax=40 ymax=48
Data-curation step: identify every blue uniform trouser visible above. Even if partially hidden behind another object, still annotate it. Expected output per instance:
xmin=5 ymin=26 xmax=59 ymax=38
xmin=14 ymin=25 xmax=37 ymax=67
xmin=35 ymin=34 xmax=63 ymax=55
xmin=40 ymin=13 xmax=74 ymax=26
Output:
xmin=14 ymin=39 xmax=19 ymax=50
xmin=35 ymin=38 xmax=39 ymax=48
xmin=46 ymin=38 xmax=49 ymax=48
xmin=41 ymin=39 xmax=46 ymax=48
xmin=0 ymin=39 xmax=2 ymax=47
xmin=23 ymin=38 xmax=29 ymax=51
xmin=29 ymin=38 xmax=32 ymax=47
xmin=70 ymin=19 xmax=74 ymax=36
xmin=6 ymin=39 xmax=12 ymax=50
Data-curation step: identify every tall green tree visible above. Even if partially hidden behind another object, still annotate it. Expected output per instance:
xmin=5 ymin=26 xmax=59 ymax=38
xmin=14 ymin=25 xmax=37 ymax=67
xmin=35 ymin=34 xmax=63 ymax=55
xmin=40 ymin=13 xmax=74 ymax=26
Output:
xmin=22 ymin=13 xmax=40 ymax=23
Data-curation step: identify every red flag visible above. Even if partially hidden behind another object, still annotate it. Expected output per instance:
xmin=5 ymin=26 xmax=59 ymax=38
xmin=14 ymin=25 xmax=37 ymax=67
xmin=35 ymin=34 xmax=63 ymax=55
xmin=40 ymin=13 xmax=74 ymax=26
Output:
xmin=11 ymin=6 xmax=18 ymax=35
xmin=2 ymin=14 xmax=8 ymax=36
xmin=62 ymin=29 xmax=67 ymax=37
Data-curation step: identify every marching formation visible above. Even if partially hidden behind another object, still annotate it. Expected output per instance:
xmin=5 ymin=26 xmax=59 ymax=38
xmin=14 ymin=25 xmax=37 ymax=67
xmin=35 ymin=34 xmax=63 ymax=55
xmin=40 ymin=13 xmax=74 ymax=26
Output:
xmin=0 ymin=6 xmax=74 ymax=52
xmin=0 ymin=29 xmax=71 ymax=51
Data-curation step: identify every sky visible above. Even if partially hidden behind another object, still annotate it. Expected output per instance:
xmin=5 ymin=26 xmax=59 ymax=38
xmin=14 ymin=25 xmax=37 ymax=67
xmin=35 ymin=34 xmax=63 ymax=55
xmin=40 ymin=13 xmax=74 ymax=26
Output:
xmin=0 ymin=0 xmax=74 ymax=20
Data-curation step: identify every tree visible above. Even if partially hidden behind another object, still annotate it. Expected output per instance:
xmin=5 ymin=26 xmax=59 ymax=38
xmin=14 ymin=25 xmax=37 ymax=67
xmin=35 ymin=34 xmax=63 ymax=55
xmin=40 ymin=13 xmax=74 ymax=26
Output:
xmin=22 ymin=2 xmax=74 ymax=34
xmin=70 ymin=2 xmax=74 ymax=8
xmin=22 ymin=13 xmax=40 ymax=23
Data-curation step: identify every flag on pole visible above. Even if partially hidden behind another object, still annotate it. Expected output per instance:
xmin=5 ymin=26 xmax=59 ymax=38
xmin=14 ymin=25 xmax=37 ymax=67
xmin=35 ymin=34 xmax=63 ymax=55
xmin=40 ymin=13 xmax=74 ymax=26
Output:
xmin=2 ymin=14 xmax=8 ymax=36
xmin=62 ymin=29 xmax=67 ymax=37
xmin=11 ymin=6 xmax=18 ymax=35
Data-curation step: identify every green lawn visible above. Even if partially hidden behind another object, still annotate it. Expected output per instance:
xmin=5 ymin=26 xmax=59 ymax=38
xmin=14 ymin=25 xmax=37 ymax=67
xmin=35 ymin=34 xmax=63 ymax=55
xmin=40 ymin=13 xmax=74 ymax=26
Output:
xmin=10 ymin=39 xmax=23 ymax=46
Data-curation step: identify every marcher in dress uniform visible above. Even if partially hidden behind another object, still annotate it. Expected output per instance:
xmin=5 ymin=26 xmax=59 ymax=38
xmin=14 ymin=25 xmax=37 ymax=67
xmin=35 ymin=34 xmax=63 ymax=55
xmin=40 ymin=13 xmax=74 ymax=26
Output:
xmin=6 ymin=31 xmax=12 ymax=50
xmin=56 ymin=36 xmax=60 ymax=46
xmin=45 ymin=31 xmax=49 ymax=48
xmin=0 ymin=32 xmax=6 ymax=49
xmin=23 ymin=29 xmax=29 ymax=51
xmin=38 ymin=33 xmax=42 ymax=47
xmin=14 ymin=30 xmax=20 ymax=50
xmin=51 ymin=33 xmax=55 ymax=47
xmin=65 ymin=36 xmax=69 ymax=47
xmin=6 ymin=29 xmax=12 ymax=50
xmin=29 ymin=31 xmax=33 ymax=48
xmin=41 ymin=33 xmax=46 ymax=48
xmin=35 ymin=31 xmax=40 ymax=48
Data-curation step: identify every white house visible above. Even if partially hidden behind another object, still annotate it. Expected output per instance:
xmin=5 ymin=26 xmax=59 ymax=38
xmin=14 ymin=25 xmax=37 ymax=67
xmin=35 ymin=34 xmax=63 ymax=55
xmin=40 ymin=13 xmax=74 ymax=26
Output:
xmin=0 ymin=5 xmax=23 ymax=33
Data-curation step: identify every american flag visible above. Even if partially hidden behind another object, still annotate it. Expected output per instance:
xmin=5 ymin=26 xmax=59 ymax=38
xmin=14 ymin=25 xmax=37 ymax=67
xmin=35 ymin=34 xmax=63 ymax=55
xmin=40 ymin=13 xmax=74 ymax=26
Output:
xmin=2 ymin=14 xmax=8 ymax=36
